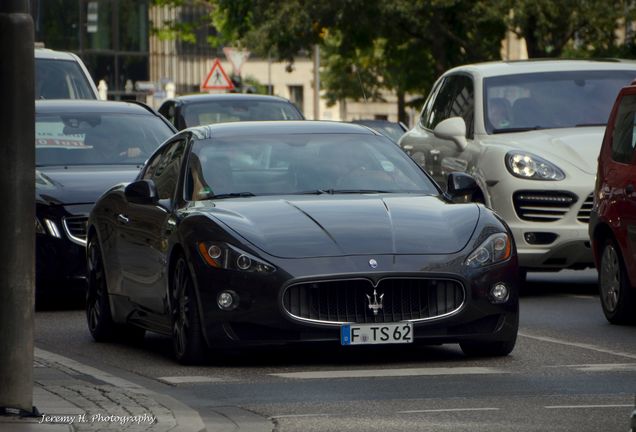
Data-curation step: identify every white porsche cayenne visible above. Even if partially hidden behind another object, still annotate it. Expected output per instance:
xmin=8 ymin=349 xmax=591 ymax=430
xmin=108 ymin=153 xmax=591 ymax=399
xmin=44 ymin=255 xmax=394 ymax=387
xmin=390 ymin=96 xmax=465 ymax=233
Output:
xmin=399 ymin=60 xmax=636 ymax=277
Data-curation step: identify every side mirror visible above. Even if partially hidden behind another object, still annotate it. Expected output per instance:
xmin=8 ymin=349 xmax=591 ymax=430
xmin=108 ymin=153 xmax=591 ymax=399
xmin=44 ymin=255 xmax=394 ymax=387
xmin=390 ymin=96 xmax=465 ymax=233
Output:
xmin=446 ymin=172 xmax=478 ymax=199
xmin=125 ymin=179 xmax=158 ymax=205
xmin=433 ymin=117 xmax=468 ymax=152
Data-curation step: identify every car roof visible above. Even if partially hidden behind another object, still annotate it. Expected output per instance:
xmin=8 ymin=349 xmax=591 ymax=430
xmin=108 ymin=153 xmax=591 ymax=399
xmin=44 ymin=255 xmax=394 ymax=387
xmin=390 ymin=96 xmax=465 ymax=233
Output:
xmin=34 ymin=48 xmax=79 ymax=61
xmin=191 ymin=120 xmax=378 ymax=140
xmin=36 ymin=100 xmax=158 ymax=115
xmin=167 ymin=93 xmax=295 ymax=104
xmin=447 ymin=59 xmax=636 ymax=78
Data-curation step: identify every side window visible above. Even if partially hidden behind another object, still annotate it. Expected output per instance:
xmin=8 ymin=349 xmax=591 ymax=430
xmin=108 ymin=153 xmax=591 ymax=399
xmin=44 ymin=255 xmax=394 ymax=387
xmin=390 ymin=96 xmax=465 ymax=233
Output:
xmin=419 ymin=78 xmax=444 ymax=128
xmin=159 ymin=102 xmax=176 ymax=126
xmin=424 ymin=75 xmax=475 ymax=139
xmin=611 ymin=94 xmax=636 ymax=164
xmin=142 ymin=138 xmax=186 ymax=201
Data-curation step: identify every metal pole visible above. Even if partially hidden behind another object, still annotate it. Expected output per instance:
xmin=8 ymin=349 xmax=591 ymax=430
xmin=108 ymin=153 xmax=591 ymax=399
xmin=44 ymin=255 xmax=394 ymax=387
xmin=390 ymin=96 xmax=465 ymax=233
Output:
xmin=0 ymin=0 xmax=36 ymax=417
xmin=313 ymin=44 xmax=320 ymax=120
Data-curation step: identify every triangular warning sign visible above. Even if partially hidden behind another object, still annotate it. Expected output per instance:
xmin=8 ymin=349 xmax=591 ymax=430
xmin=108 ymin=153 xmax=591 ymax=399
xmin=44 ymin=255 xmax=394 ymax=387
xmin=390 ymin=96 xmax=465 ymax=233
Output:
xmin=201 ymin=58 xmax=235 ymax=91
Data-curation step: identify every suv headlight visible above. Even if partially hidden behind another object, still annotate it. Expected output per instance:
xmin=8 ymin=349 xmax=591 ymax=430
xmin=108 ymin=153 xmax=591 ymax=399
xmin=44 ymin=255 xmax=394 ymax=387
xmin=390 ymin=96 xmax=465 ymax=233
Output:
xmin=465 ymin=233 xmax=512 ymax=268
xmin=198 ymin=242 xmax=275 ymax=273
xmin=505 ymin=151 xmax=565 ymax=180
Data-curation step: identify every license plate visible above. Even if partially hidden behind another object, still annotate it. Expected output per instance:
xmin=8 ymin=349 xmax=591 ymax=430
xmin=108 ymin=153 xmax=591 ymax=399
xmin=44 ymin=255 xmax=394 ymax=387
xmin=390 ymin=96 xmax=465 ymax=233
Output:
xmin=341 ymin=322 xmax=413 ymax=345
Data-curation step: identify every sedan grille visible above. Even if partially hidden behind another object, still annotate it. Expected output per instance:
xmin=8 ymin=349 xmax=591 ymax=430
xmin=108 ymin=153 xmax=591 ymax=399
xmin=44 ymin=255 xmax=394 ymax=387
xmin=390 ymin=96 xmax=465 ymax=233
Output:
xmin=513 ymin=191 xmax=578 ymax=222
xmin=283 ymin=278 xmax=465 ymax=324
xmin=576 ymin=193 xmax=594 ymax=223
xmin=62 ymin=216 xmax=88 ymax=246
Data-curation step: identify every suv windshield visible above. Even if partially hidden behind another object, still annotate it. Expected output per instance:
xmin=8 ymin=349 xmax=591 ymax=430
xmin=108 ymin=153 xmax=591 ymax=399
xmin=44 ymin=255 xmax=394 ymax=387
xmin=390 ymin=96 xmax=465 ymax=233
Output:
xmin=36 ymin=113 xmax=173 ymax=166
xmin=484 ymin=70 xmax=636 ymax=134
xmin=36 ymin=58 xmax=96 ymax=99
xmin=182 ymin=100 xmax=304 ymax=127
xmin=186 ymin=133 xmax=437 ymax=200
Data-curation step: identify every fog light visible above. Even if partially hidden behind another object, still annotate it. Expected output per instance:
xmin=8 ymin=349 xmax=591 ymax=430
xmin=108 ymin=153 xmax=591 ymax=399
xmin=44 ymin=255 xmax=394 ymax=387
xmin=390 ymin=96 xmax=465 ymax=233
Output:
xmin=217 ymin=290 xmax=238 ymax=310
xmin=490 ymin=283 xmax=509 ymax=304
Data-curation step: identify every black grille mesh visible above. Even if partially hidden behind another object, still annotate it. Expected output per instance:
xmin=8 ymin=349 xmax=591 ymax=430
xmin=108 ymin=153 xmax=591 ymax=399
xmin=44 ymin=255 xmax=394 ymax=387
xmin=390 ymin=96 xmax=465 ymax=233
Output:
xmin=283 ymin=278 xmax=464 ymax=323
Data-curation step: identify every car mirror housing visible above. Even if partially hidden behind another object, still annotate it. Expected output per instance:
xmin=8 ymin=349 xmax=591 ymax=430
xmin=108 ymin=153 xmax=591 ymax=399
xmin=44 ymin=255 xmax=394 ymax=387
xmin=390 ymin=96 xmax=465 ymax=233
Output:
xmin=433 ymin=117 xmax=468 ymax=152
xmin=124 ymin=179 xmax=159 ymax=205
xmin=446 ymin=172 xmax=478 ymax=200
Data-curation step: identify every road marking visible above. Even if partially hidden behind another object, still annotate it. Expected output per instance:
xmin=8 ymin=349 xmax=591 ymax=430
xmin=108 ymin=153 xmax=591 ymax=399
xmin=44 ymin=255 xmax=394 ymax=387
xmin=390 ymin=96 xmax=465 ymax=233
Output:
xmin=269 ymin=367 xmax=503 ymax=379
xmin=518 ymin=332 xmax=636 ymax=360
xmin=398 ymin=408 xmax=500 ymax=414
xmin=158 ymin=376 xmax=225 ymax=384
xmin=545 ymin=404 xmax=633 ymax=409
xmin=553 ymin=363 xmax=636 ymax=372
xmin=270 ymin=414 xmax=331 ymax=419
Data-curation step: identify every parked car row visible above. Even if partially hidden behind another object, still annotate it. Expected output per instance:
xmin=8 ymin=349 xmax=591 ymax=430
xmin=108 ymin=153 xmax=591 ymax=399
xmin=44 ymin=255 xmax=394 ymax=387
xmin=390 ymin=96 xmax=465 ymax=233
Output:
xmin=398 ymin=59 xmax=636 ymax=324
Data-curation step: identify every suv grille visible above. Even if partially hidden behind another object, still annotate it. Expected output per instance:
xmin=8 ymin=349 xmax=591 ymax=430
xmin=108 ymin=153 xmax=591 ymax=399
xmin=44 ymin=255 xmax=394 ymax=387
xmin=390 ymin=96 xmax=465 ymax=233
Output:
xmin=513 ymin=191 xmax=578 ymax=222
xmin=576 ymin=193 xmax=594 ymax=223
xmin=283 ymin=278 xmax=464 ymax=324
xmin=62 ymin=216 xmax=88 ymax=246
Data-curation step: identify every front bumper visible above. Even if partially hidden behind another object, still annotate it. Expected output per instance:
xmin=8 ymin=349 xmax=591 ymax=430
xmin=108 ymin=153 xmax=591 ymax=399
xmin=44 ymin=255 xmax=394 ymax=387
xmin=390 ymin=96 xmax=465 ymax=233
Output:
xmin=488 ymin=178 xmax=595 ymax=270
xmin=192 ymin=253 xmax=519 ymax=348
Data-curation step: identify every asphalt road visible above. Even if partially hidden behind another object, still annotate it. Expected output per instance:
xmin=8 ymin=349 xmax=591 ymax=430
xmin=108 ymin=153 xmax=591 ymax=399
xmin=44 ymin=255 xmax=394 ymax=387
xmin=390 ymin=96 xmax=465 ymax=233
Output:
xmin=35 ymin=269 xmax=636 ymax=432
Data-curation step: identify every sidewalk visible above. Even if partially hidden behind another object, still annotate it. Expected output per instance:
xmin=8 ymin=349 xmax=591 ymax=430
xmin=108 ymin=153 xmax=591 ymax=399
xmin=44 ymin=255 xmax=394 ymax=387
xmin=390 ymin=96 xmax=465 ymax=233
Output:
xmin=0 ymin=348 xmax=206 ymax=432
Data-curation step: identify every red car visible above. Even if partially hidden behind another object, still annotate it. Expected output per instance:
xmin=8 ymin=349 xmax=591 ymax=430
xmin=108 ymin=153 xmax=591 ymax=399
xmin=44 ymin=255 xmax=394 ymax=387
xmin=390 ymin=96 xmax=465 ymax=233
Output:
xmin=590 ymin=80 xmax=636 ymax=324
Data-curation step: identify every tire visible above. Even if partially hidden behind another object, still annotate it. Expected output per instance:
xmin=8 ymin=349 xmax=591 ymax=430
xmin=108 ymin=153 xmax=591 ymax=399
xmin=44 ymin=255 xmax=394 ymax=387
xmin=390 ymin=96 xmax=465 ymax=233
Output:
xmin=599 ymin=238 xmax=636 ymax=324
xmin=86 ymin=237 xmax=117 ymax=342
xmin=171 ymin=256 xmax=207 ymax=364
xmin=460 ymin=337 xmax=517 ymax=357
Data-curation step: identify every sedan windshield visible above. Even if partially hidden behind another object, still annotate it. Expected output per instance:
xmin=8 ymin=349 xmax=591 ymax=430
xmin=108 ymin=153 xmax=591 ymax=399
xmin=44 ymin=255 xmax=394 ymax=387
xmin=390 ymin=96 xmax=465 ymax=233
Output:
xmin=182 ymin=100 xmax=303 ymax=127
xmin=36 ymin=113 xmax=173 ymax=166
xmin=186 ymin=133 xmax=438 ymax=200
xmin=484 ymin=70 xmax=636 ymax=134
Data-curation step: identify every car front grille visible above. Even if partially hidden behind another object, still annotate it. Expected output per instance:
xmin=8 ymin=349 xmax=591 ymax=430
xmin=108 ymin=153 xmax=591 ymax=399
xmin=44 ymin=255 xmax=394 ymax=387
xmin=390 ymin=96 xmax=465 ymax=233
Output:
xmin=576 ymin=193 xmax=594 ymax=223
xmin=513 ymin=191 xmax=578 ymax=222
xmin=282 ymin=278 xmax=465 ymax=324
xmin=62 ymin=216 xmax=88 ymax=246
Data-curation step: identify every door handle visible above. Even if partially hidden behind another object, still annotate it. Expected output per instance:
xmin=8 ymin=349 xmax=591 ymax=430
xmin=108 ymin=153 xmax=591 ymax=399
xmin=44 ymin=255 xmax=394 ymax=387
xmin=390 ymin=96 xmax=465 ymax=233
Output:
xmin=117 ymin=214 xmax=130 ymax=225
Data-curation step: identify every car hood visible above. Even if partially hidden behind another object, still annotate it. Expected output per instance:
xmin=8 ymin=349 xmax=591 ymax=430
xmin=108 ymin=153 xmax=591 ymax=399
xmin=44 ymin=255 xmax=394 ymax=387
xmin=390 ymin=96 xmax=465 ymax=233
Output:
xmin=36 ymin=165 xmax=141 ymax=205
xmin=203 ymin=195 xmax=480 ymax=258
xmin=487 ymin=127 xmax=604 ymax=175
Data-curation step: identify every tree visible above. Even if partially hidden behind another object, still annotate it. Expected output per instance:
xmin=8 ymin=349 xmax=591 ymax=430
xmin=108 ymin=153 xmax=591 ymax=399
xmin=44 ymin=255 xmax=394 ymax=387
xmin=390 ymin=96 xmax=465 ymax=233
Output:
xmin=507 ymin=0 xmax=636 ymax=58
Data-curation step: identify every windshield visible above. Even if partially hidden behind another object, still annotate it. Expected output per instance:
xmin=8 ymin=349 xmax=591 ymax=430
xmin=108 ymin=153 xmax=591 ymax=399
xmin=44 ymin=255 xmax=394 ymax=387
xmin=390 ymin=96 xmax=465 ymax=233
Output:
xmin=36 ymin=58 xmax=96 ymax=100
xmin=36 ymin=113 xmax=173 ymax=166
xmin=181 ymin=100 xmax=304 ymax=127
xmin=185 ymin=133 xmax=438 ymax=200
xmin=484 ymin=70 xmax=636 ymax=134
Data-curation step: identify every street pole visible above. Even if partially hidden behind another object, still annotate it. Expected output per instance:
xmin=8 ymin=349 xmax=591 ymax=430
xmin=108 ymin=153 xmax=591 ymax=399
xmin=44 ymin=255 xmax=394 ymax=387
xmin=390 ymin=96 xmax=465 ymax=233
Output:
xmin=313 ymin=44 xmax=320 ymax=120
xmin=0 ymin=0 xmax=36 ymax=416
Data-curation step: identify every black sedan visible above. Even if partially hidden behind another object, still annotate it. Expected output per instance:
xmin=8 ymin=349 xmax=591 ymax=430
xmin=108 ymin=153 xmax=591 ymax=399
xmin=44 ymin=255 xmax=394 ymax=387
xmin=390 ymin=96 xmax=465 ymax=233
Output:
xmin=86 ymin=121 xmax=519 ymax=363
xmin=157 ymin=93 xmax=304 ymax=130
xmin=36 ymin=100 xmax=176 ymax=295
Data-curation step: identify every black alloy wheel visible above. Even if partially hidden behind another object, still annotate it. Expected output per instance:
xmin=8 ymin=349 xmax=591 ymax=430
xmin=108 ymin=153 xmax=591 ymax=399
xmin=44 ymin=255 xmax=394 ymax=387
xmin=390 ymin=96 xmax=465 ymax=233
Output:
xmin=86 ymin=237 xmax=116 ymax=341
xmin=171 ymin=256 xmax=207 ymax=364
xmin=599 ymin=238 xmax=636 ymax=324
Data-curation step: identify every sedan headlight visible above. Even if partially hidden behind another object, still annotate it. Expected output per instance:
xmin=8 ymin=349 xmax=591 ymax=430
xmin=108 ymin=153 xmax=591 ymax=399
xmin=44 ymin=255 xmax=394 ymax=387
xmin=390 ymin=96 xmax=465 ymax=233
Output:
xmin=505 ymin=151 xmax=565 ymax=180
xmin=198 ymin=242 xmax=275 ymax=273
xmin=465 ymin=233 xmax=511 ymax=268
xmin=35 ymin=217 xmax=46 ymax=235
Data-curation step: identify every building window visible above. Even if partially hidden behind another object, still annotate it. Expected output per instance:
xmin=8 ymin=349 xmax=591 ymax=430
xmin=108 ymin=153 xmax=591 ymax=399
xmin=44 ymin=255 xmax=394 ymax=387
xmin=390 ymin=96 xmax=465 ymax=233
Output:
xmin=288 ymin=85 xmax=304 ymax=114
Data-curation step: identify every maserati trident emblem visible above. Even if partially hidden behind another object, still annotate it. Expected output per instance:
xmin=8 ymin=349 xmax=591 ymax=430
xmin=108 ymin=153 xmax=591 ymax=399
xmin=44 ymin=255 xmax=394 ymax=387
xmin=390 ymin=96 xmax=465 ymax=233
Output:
xmin=366 ymin=289 xmax=384 ymax=316
xmin=368 ymin=259 xmax=378 ymax=269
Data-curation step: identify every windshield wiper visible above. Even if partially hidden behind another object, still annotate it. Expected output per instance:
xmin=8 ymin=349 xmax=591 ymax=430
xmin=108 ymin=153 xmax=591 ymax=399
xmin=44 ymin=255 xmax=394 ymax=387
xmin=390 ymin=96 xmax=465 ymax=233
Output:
xmin=575 ymin=123 xmax=606 ymax=127
xmin=324 ymin=189 xmax=392 ymax=194
xmin=209 ymin=192 xmax=256 ymax=199
xmin=492 ymin=126 xmax=546 ymax=134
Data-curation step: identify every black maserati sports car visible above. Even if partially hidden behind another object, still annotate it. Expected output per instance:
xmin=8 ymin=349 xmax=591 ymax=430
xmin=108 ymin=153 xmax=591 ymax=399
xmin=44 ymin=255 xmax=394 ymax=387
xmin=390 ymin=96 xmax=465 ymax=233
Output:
xmin=86 ymin=121 xmax=519 ymax=364
xmin=36 ymin=100 xmax=176 ymax=295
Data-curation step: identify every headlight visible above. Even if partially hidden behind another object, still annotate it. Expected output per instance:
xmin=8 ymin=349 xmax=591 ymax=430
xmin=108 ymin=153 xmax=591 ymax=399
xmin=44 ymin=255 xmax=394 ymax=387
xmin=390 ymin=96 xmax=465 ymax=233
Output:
xmin=465 ymin=233 xmax=512 ymax=268
xmin=197 ymin=242 xmax=276 ymax=273
xmin=505 ymin=151 xmax=565 ymax=180
xmin=43 ymin=218 xmax=62 ymax=238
